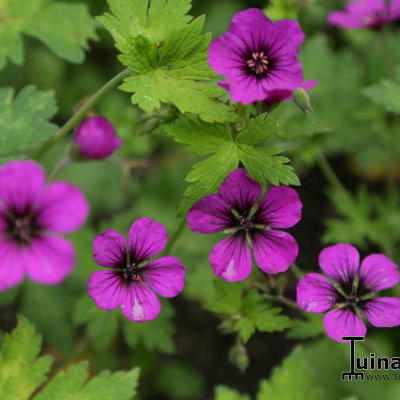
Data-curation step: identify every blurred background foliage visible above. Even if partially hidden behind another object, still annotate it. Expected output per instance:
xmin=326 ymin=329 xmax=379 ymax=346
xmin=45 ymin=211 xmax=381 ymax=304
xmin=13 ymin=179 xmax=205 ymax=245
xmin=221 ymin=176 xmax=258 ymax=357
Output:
xmin=1 ymin=0 xmax=400 ymax=399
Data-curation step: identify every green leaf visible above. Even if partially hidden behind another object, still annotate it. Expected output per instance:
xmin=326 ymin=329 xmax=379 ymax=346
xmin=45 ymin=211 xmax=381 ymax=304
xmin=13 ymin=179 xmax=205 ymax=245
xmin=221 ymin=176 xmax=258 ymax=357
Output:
xmin=362 ymin=66 xmax=400 ymax=113
xmin=287 ymin=314 xmax=324 ymax=340
xmin=238 ymin=145 xmax=300 ymax=186
xmin=0 ymin=0 xmax=97 ymax=69
xmin=207 ymin=281 xmax=243 ymax=315
xmin=98 ymin=0 xmax=192 ymax=45
xmin=35 ymin=362 xmax=139 ymax=400
xmin=214 ymin=385 xmax=251 ymax=400
xmin=236 ymin=114 xmax=280 ymax=146
xmin=257 ymin=346 xmax=323 ymax=400
xmin=99 ymin=1 xmax=237 ymax=122
xmin=73 ymin=296 xmax=119 ymax=352
xmin=0 ymin=85 xmax=58 ymax=157
xmin=122 ymin=302 xmax=176 ymax=354
xmin=0 ymin=316 xmax=52 ymax=400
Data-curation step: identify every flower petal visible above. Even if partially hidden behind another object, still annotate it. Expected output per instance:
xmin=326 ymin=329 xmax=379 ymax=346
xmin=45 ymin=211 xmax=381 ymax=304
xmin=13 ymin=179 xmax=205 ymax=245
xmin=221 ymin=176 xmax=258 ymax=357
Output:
xmin=363 ymin=297 xmax=400 ymax=328
xmin=228 ymin=8 xmax=272 ymax=33
xmin=256 ymin=186 xmax=302 ymax=228
xmin=359 ymin=254 xmax=400 ymax=292
xmin=323 ymin=308 xmax=367 ymax=342
xmin=128 ymin=218 xmax=167 ymax=261
xmin=0 ymin=238 xmax=25 ymax=290
xmin=296 ymin=273 xmax=337 ymax=313
xmin=143 ymin=256 xmax=186 ymax=297
xmin=209 ymin=234 xmax=252 ymax=282
xmin=219 ymin=168 xmax=261 ymax=212
xmin=93 ymin=229 xmax=127 ymax=268
xmin=120 ymin=283 xmax=161 ymax=322
xmin=24 ymin=235 xmax=74 ymax=285
xmin=319 ymin=243 xmax=360 ymax=286
xmin=187 ymin=194 xmax=231 ymax=234
xmin=35 ymin=182 xmax=89 ymax=233
xmin=87 ymin=270 xmax=124 ymax=310
xmin=0 ymin=160 xmax=45 ymax=214
xmin=252 ymin=230 xmax=298 ymax=274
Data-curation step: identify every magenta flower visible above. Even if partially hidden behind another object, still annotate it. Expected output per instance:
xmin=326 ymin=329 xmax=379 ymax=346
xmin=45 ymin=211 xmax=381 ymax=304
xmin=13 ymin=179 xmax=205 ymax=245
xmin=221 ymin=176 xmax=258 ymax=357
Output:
xmin=328 ymin=0 xmax=400 ymax=29
xmin=74 ymin=116 xmax=122 ymax=159
xmin=297 ymin=244 xmax=400 ymax=342
xmin=187 ymin=168 xmax=302 ymax=282
xmin=87 ymin=218 xmax=186 ymax=322
xmin=208 ymin=8 xmax=316 ymax=104
xmin=0 ymin=160 xmax=89 ymax=290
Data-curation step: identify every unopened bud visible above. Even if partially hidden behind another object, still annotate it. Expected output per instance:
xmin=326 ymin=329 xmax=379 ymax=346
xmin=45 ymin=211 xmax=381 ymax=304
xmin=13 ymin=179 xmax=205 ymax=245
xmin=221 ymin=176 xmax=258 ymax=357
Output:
xmin=229 ymin=340 xmax=249 ymax=373
xmin=293 ymin=88 xmax=313 ymax=113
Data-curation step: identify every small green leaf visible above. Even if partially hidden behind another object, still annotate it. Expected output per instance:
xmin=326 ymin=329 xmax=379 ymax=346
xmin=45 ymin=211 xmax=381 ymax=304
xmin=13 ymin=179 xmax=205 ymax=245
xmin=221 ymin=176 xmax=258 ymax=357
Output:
xmin=287 ymin=314 xmax=324 ymax=340
xmin=122 ymin=302 xmax=176 ymax=354
xmin=214 ymin=385 xmax=251 ymax=400
xmin=257 ymin=346 xmax=323 ymax=400
xmin=0 ymin=316 xmax=52 ymax=400
xmin=0 ymin=85 xmax=58 ymax=157
xmin=0 ymin=0 xmax=97 ymax=69
xmin=207 ymin=281 xmax=243 ymax=315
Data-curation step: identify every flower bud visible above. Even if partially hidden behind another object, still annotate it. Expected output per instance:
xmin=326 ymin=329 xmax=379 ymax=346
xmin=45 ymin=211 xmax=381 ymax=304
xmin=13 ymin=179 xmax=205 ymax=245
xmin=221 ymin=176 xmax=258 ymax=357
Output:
xmin=293 ymin=88 xmax=313 ymax=113
xmin=74 ymin=116 xmax=122 ymax=159
xmin=229 ymin=339 xmax=249 ymax=373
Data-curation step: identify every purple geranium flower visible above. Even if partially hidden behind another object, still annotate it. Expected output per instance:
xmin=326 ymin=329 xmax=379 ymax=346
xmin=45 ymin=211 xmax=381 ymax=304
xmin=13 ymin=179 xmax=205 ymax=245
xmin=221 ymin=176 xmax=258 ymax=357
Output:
xmin=208 ymin=8 xmax=316 ymax=104
xmin=297 ymin=243 xmax=400 ymax=342
xmin=0 ymin=160 xmax=89 ymax=290
xmin=328 ymin=0 xmax=400 ymax=29
xmin=187 ymin=168 xmax=302 ymax=282
xmin=87 ymin=218 xmax=186 ymax=322
xmin=74 ymin=116 xmax=122 ymax=159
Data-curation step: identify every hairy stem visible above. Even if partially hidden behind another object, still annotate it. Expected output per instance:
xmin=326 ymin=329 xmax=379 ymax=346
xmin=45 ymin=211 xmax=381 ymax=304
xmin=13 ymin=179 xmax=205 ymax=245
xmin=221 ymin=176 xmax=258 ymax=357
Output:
xmin=316 ymin=151 xmax=348 ymax=194
xmin=48 ymin=156 xmax=71 ymax=182
xmin=32 ymin=69 xmax=132 ymax=160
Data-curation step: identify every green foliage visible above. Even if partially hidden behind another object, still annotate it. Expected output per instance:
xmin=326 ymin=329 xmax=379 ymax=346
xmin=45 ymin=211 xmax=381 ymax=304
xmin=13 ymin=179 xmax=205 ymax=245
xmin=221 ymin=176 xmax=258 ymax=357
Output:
xmin=207 ymin=281 xmax=294 ymax=343
xmin=122 ymin=302 xmax=177 ymax=354
xmin=263 ymin=0 xmax=299 ymax=20
xmin=214 ymin=386 xmax=250 ymax=400
xmin=324 ymin=187 xmax=400 ymax=256
xmin=165 ymin=115 xmax=299 ymax=214
xmin=0 ymin=316 xmax=139 ymax=400
xmin=0 ymin=316 xmax=52 ymax=400
xmin=99 ymin=0 xmax=236 ymax=122
xmin=0 ymin=85 xmax=58 ymax=157
xmin=362 ymin=66 xmax=400 ymax=113
xmin=257 ymin=346 xmax=323 ymax=400
xmin=287 ymin=313 xmax=324 ymax=340
xmin=0 ymin=0 xmax=97 ymax=70
xmin=73 ymin=296 xmax=119 ymax=352
xmin=35 ymin=362 xmax=139 ymax=400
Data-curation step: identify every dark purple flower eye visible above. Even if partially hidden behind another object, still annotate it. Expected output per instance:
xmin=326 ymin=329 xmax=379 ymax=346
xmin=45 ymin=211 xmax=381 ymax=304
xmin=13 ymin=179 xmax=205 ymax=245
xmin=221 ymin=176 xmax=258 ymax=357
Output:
xmin=208 ymin=8 xmax=316 ymax=104
xmin=187 ymin=168 xmax=302 ymax=282
xmin=0 ymin=160 xmax=89 ymax=290
xmin=296 ymin=243 xmax=400 ymax=342
xmin=87 ymin=218 xmax=186 ymax=322
xmin=328 ymin=0 xmax=400 ymax=30
xmin=74 ymin=116 xmax=122 ymax=160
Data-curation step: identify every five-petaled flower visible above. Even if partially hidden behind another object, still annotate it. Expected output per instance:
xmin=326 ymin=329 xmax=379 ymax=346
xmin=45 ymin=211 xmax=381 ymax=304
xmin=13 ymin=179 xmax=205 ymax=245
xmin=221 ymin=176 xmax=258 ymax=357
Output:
xmin=297 ymin=243 xmax=400 ymax=342
xmin=328 ymin=0 xmax=400 ymax=30
xmin=88 ymin=218 xmax=186 ymax=322
xmin=74 ymin=116 xmax=122 ymax=160
xmin=0 ymin=160 xmax=89 ymax=290
xmin=187 ymin=168 xmax=302 ymax=282
xmin=208 ymin=8 xmax=316 ymax=104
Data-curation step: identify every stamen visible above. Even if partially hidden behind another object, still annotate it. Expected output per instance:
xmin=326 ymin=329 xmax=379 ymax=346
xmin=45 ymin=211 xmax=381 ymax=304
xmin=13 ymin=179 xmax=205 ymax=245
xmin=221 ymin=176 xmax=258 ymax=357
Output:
xmin=246 ymin=51 xmax=269 ymax=75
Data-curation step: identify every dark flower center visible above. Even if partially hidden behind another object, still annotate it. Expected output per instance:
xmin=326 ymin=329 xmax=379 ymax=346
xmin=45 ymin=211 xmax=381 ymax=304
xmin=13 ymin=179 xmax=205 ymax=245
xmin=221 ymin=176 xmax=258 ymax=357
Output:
xmin=5 ymin=212 xmax=39 ymax=245
xmin=246 ymin=52 xmax=269 ymax=75
xmin=337 ymin=281 xmax=370 ymax=309
xmin=121 ymin=263 xmax=143 ymax=284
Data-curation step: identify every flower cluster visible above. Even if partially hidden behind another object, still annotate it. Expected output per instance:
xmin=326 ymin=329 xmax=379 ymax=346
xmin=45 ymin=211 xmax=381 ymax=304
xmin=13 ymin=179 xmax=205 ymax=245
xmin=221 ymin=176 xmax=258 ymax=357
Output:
xmin=187 ymin=168 xmax=302 ymax=281
xmin=208 ymin=8 xmax=316 ymax=104
xmin=88 ymin=218 xmax=186 ymax=322
xmin=328 ymin=0 xmax=400 ymax=30
xmin=0 ymin=160 xmax=88 ymax=290
xmin=297 ymin=244 xmax=400 ymax=342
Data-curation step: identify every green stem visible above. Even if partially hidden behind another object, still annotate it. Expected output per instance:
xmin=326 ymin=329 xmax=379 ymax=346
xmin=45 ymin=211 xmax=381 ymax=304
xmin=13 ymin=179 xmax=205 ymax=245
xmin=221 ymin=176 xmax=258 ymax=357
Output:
xmin=163 ymin=218 xmax=186 ymax=255
xmin=48 ymin=156 xmax=71 ymax=182
xmin=32 ymin=69 xmax=132 ymax=160
xmin=316 ymin=151 xmax=348 ymax=194
xmin=291 ymin=263 xmax=303 ymax=280
xmin=253 ymin=282 xmax=301 ymax=311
